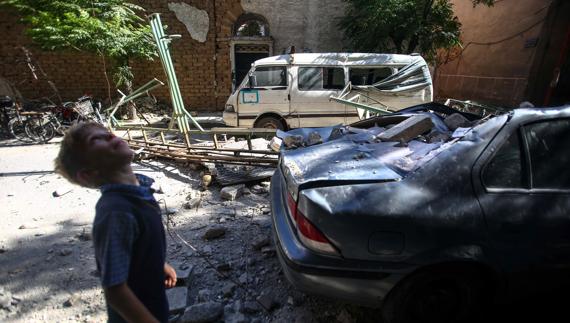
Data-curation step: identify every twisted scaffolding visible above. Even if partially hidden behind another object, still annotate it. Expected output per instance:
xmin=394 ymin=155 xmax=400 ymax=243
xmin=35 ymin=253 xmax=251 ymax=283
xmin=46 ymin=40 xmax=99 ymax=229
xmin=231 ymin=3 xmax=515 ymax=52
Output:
xmin=107 ymin=14 xmax=278 ymax=168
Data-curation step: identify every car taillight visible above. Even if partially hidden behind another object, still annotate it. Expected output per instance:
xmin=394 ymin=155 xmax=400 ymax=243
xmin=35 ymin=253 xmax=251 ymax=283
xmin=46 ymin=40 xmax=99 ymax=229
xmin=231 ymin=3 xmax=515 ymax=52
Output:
xmin=286 ymin=192 xmax=339 ymax=256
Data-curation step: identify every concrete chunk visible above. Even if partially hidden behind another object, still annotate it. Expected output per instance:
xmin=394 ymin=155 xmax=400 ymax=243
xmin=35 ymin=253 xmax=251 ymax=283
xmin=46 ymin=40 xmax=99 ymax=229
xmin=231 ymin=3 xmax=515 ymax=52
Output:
xmin=167 ymin=287 xmax=188 ymax=314
xmin=180 ymin=302 xmax=223 ymax=323
xmin=220 ymin=184 xmax=245 ymax=201
xmin=444 ymin=113 xmax=471 ymax=131
xmin=377 ymin=115 xmax=434 ymax=143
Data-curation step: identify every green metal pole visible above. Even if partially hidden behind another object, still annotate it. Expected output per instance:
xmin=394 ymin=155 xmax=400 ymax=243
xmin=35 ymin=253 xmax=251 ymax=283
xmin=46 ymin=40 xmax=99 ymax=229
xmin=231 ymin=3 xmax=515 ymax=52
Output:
xmin=149 ymin=13 xmax=204 ymax=132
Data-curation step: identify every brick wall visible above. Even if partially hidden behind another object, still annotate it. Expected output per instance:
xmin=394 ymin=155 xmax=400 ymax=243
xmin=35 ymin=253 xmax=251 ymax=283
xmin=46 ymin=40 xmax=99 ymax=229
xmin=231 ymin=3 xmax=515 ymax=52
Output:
xmin=0 ymin=1 xmax=246 ymax=112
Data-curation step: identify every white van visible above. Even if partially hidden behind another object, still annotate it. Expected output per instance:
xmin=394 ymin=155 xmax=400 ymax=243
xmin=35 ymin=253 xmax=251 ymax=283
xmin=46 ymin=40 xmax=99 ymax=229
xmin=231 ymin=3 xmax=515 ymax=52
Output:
xmin=223 ymin=53 xmax=433 ymax=130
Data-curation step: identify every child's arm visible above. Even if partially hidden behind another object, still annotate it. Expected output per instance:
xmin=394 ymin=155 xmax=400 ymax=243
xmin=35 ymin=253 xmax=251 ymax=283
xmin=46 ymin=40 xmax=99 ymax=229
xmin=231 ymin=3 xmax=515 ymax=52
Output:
xmin=105 ymin=283 xmax=159 ymax=323
xmin=164 ymin=263 xmax=177 ymax=288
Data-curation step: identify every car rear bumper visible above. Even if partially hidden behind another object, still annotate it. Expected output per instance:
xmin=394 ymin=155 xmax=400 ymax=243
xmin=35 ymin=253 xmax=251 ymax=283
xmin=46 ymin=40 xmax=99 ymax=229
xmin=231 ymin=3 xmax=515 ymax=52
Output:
xmin=270 ymin=170 xmax=405 ymax=307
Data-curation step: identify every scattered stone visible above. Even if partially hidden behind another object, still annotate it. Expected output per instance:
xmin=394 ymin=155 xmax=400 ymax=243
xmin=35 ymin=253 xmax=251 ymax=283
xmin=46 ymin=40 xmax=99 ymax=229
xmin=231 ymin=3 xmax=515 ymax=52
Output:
xmin=288 ymin=291 xmax=306 ymax=306
xmin=203 ymin=227 xmax=226 ymax=240
xmin=167 ymin=287 xmax=188 ymax=313
xmin=184 ymin=197 xmax=201 ymax=210
xmin=219 ymin=217 xmax=226 ymax=223
xmin=259 ymin=181 xmax=270 ymax=188
xmin=202 ymin=246 xmax=213 ymax=254
xmin=250 ymin=185 xmax=269 ymax=195
xmin=242 ymin=301 xmax=260 ymax=314
xmin=216 ymin=263 xmax=231 ymax=272
xmin=256 ymin=290 xmax=279 ymax=311
xmin=261 ymin=207 xmax=271 ymax=215
xmin=63 ymin=295 xmax=79 ymax=307
xmin=220 ymin=184 xmax=245 ymax=201
xmin=242 ymin=188 xmax=251 ymax=195
xmin=52 ymin=187 xmax=73 ymax=197
xmin=202 ymin=174 xmax=213 ymax=188
xmin=59 ymin=248 xmax=72 ymax=256
xmin=427 ymin=131 xmax=451 ymax=143
xmin=283 ymin=135 xmax=304 ymax=149
xmin=0 ymin=288 xmax=12 ymax=309
xmin=76 ymin=229 xmax=92 ymax=241
xmin=269 ymin=136 xmax=282 ymax=152
xmin=238 ymin=273 xmax=248 ymax=285
xmin=218 ymin=208 xmax=236 ymax=217
xmin=176 ymin=264 xmax=194 ymax=286
xmin=337 ymin=308 xmax=354 ymax=323
xmin=18 ymin=224 xmax=26 ymax=230
xmin=179 ymin=302 xmax=223 ymax=323
xmin=163 ymin=207 xmax=178 ymax=215
xmin=186 ymin=190 xmax=199 ymax=200
xmin=306 ymin=131 xmax=323 ymax=146
xmin=224 ymin=310 xmax=248 ymax=323
xmin=222 ymin=282 xmax=236 ymax=297
xmin=261 ymin=246 xmax=276 ymax=257
xmin=197 ymin=289 xmax=211 ymax=303
xmin=251 ymin=236 xmax=270 ymax=251
xmin=444 ymin=113 xmax=471 ymax=131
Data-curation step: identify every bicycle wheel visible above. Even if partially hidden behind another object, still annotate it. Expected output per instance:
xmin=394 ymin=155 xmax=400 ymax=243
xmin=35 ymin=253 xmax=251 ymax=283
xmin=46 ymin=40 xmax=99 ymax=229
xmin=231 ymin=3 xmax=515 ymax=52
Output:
xmin=25 ymin=117 xmax=56 ymax=143
xmin=8 ymin=118 xmax=33 ymax=143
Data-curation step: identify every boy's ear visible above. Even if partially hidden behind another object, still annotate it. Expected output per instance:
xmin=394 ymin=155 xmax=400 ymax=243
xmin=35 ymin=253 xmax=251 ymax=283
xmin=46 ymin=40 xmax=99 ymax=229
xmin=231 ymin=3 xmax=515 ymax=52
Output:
xmin=76 ymin=168 xmax=99 ymax=188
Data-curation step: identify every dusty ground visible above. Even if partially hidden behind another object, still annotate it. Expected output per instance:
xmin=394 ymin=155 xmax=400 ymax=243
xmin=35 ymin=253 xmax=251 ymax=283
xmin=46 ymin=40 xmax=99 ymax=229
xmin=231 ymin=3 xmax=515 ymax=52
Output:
xmin=0 ymin=138 xmax=379 ymax=323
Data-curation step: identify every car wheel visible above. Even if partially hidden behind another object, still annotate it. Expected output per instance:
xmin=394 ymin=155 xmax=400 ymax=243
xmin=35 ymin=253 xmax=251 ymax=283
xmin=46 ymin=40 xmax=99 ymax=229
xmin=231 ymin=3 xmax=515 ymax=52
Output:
xmin=381 ymin=267 xmax=491 ymax=323
xmin=255 ymin=116 xmax=286 ymax=131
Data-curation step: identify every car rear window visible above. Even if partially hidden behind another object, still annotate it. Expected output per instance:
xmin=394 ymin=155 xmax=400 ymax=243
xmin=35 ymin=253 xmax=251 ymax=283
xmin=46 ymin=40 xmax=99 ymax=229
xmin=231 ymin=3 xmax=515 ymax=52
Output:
xmin=525 ymin=119 xmax=570 ymax=189
xmin=483 ymin=131 xmax=525 ymax=189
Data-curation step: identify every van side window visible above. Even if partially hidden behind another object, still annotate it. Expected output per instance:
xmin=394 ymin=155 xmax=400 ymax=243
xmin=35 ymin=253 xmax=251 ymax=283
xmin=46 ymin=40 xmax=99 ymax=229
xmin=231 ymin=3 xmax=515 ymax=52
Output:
xmin=252 ymin=66 xmax=287 ymax=87
xmin=349 ymin=67 xmax=393 ymax=85
xmin=298 ymin=67 xmax=345 ymax=91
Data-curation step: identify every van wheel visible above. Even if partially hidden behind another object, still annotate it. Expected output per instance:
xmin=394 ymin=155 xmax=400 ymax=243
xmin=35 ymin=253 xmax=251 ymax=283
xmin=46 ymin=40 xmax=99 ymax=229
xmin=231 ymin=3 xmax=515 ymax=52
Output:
xmin=381 ymin=267 xmax=491 ymax=323
xmin=255 ymin=116 xmax=286 ymax=131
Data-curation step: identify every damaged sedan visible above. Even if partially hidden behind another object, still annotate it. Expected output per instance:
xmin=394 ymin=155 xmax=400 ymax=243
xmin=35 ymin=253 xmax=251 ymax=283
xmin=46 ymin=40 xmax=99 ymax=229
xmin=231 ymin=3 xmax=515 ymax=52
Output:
xmin=270 ymin=103 xmax=570 ymax=322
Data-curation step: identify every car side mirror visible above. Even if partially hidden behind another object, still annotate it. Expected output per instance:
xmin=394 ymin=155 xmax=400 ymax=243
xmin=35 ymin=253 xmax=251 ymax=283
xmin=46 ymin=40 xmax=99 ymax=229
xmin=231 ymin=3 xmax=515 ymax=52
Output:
xmin=248 ymin=74 xmax=256 ymax=88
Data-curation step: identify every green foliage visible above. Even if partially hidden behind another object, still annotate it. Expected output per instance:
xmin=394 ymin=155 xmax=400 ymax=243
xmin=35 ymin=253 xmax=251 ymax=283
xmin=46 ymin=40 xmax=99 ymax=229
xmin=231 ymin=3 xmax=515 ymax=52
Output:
xmin=340 ymin=0 xmax=494 ymax=62
xmin=1 ymin=0 xmax=157 ymax=90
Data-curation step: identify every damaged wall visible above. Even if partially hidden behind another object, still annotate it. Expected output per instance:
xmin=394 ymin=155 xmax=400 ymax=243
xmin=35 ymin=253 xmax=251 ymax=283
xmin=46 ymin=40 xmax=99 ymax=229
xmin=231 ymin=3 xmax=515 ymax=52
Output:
xmin=240 ymin=0 xmax=347 ymax=53
xmin=0 ymin=0 xmax=348 ymax=111
xmin=436 ymin=0 xmax=550 ymax=106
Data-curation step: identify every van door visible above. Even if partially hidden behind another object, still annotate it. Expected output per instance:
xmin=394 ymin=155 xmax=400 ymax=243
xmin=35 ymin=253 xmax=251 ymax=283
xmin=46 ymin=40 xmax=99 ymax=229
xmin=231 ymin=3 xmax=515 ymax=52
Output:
xmin=289 ymin=66 xmax=355 ymax=128
xmin=237 ymin=65 xmax=289 ymax=128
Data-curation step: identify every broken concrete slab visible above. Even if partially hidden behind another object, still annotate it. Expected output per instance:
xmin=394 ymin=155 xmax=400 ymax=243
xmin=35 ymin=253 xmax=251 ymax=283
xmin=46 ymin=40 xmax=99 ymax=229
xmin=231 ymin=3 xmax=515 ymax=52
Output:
xmin=283 ymin=135 xmax=304 ymax=149
xmin=203 ymin=227 xmax=226 ymax=240
xmin=377 ymin=115 xmax=433 ymax=143
xmin=221 ymin=282 xmax=236 ymax=298
xmin=251 ymin=236 xmax=270 ymax=250
xmin=167 ymin=287 xmax=188 ymax=314
xmin=306 ymin=131 xmax=323 ymax=146
xmin=175 ymin=264 xmax=194 ymax=286
xmin=256 ymin=290 xmax=279 ymax=311
xmin=184 ymin=197 xmax=201 ymax=210
xmin=180 ymin=302 xmax=223 ymax=323
xmin=444 ymin=113 xmax=472 ymax=131
xmin=220 ymin=185 xmax=245 ymax=201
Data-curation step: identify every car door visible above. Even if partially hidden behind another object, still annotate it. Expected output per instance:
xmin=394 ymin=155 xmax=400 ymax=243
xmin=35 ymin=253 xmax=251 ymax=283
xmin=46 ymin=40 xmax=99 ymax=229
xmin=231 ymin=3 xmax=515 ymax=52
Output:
xmin=237 ymin=66 xmax=289 ymax=126
xmin=473 ymin=117 xmax=570 ymax=291
xmin=289 ymin=66 xmax=352 ymax=127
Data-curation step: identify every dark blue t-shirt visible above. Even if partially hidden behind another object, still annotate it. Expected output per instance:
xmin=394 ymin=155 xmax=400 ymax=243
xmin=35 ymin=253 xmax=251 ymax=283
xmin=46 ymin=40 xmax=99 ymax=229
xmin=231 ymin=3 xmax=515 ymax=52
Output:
xmin=93 ymin=174 xmax=168 ymax=323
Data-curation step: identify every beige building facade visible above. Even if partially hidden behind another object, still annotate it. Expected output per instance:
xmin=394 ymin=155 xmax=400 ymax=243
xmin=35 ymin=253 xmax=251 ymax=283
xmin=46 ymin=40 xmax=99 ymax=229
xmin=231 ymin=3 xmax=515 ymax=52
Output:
xmin=436 ymin=0 xmax=570 ymax=107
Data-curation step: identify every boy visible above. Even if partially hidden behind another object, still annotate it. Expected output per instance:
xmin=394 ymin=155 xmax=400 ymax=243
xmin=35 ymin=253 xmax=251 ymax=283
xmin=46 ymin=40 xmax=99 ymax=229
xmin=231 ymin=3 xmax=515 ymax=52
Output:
xmin=54 ymin=122 xmax=176 ymax=323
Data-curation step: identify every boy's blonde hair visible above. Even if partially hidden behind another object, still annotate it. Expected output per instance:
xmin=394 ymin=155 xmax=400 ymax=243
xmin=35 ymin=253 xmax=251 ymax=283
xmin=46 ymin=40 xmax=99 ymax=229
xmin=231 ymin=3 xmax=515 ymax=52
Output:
xmin=54 ymin=122 xmax=107 ymax=186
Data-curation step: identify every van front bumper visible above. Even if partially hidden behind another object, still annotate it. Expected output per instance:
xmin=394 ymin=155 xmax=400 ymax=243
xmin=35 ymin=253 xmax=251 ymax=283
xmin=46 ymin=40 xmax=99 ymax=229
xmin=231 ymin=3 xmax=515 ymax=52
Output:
xmin=222 ymin=111 xmax=238 ymax=127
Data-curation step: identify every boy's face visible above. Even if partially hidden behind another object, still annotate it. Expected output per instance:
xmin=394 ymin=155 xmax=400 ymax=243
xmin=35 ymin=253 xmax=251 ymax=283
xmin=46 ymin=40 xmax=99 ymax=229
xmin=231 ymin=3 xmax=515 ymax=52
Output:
xmin=83 ymin=127 xmax=134 ymax=171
